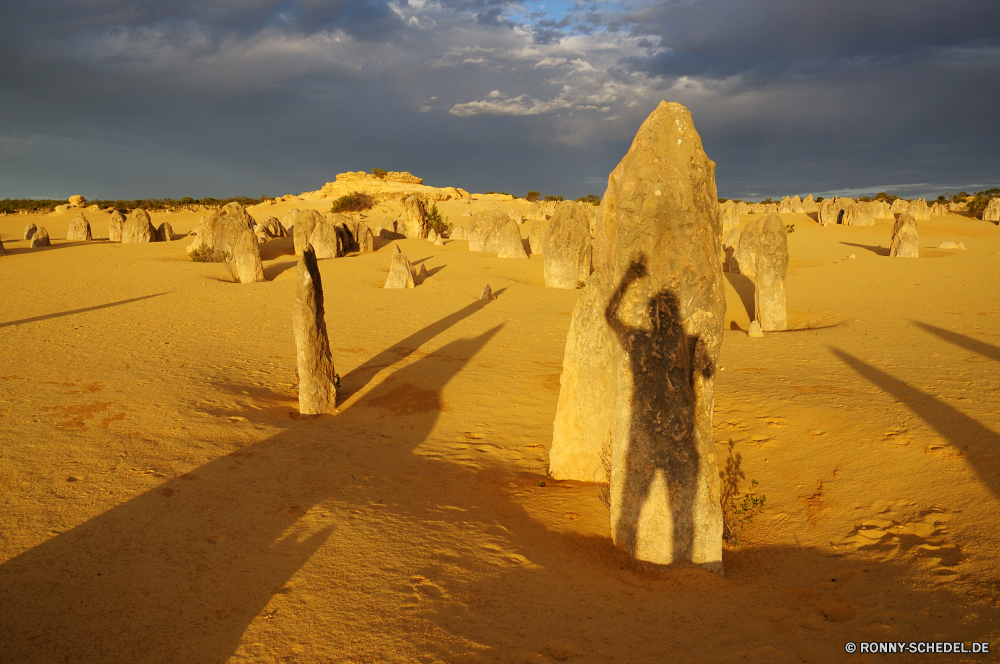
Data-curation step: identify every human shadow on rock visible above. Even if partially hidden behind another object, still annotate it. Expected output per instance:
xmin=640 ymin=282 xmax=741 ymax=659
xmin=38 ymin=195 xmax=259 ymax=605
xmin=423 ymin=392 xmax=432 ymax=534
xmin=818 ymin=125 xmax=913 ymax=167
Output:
xmin=831 ymin=347 xmax=1000 ymax=499
xmin=605 ymin=258 xmax=703 ymax=566
xmin=0 ymin=309 xmax=504 ymax=663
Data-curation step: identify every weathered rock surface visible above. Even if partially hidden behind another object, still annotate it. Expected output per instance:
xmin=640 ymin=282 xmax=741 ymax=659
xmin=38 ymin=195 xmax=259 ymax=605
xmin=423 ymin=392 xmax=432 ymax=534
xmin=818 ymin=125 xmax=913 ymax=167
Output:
xmin=185 ymin=203 xmax=256 ymax=256
xmin=450 ymin=226 xmax=468 ymax=240
xmin=818 ymin=199 xmax=839 ymax=226
xmin=384 ymin=244 xmax=416 ymax=288
xmin=122 ymin=209 xmax=157 ymax=243
xmin=400 ymin=196 xmax=428 ymax=239
xmin=528 ymin=220 xmax=548 ymax=255
xmin=719 ymin=200 xmax=739 ymax=238
xmin=982 ymin=197 xmax=1000 ymax=222
xmin=232 ymin=228 xmax=266 ymax=283
xmin=108 ymin=211 xmax=125 ymax=242
xmin=68 ymin=195 xmax=87 ymax=208
xmin=293 ymin=244 xmax=337 ymax=415
xmin=468 ymin=207 xmax=507 ymax=252
xmin=908 ymin=199 xmax=930 ymax=221
xmin=30 ymin=227 xmax=51 ymax=247
xmin=801 ymin=194 xmax=818 ymax=213
xmin=433 ymin=235 xmax=444 ymax=246
xmin=891 ymin=198 xmax=909 ymax=214
xmin=479 ymin=284 xmax=496 ymax=300
xmin=156 ymin=222 xmax=174 ymax=242
xmin=292 ymin=210 xmax=323 ymax=256
xmin=66 ymin=213 xmax=92 ymax=241
xmin=549 ymin=101 xmax=725 ymax=572
xmin=359 ymin=225 xmax=375 ymax=252
xmin=257 ymin=216 xmax=286 ymax=240
xmin=889 ymin=213 xmax=919 ymax=258
xmin=842 ymin=203 xmax=874 ymax=226
xmin=23 ymin=223 xmax=37 ymax=240
xmin=496 ymin=220 xmax=529 ymax=258
xmin=754 ymin=214 xmax=789 ymax=331
xmin=309 ymin=218 xmax=344 ymax=259
xmin=730 ymin=217 xmax=764 ymax=276
xmin=542 ymin=201 xmax=592 ymax=288
xmin=747 ymin=320 xmax=764 ymax=337
xmin=427 ymin=228 xmax=438 ymax=243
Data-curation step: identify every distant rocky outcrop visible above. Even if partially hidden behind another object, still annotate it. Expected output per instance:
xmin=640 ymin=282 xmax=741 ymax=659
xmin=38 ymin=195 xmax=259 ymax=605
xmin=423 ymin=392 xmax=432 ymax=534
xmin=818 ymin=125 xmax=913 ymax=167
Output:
xmin=156 ymin=222 xmax=174 ymax=242
xmin=301 ymin=170 xmax=470 ymax=203
xmin=68 ymin=195 xmax=86 ymax=208
xmin=23 ymin=223 xmax=37 ymax=240
xmin=889 ymin=214 xmax=919 ymax=258
xmin=719 ymin=200 xmax=739 ymax=238
xmin=66 ymin=213 xmax=92 ymax=241
xmin=982 ymin=198 xmax=1000 ymax=222
xmin=907 ymin=199 xmax=930 ymax=221
xmin=842 ymin=202 xmax=874 ymax=226
xmin=400 ymin=196 xmax=429 ymax=239
xmin=527 ymin=220 xmax=548 ymax=256
xmin=450 ymin=226 xmax=469 ymax=241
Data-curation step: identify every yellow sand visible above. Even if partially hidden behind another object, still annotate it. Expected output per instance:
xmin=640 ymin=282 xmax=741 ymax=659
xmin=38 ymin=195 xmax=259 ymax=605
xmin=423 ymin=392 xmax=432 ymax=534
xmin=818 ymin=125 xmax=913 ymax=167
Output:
xmin=1 ymin=204 xmax=998 ymax=662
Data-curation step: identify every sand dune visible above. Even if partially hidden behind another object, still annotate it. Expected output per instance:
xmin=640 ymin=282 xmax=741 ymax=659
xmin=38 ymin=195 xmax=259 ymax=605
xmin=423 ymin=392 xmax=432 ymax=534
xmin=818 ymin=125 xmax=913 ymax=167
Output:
xmin=1 ymin=204 xmax=998 ymax=662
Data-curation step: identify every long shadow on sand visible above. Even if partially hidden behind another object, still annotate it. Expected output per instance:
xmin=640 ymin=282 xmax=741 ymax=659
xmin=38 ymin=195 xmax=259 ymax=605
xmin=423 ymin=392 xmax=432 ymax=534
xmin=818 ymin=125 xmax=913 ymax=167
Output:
xmin=0 ymin=292 xmax=172 ymax=329
xmin=830 ymin=347 xmax=1000 ymax=499
xmin=840 ymin=241 xmax=889 ymax=256
xmin=0 ymin=300 xmax=532 ymax=662
xmin=913 ymin=321 xmax=1000 ymax=362
xmin=724 ymin=272 xmax=755 ymax=322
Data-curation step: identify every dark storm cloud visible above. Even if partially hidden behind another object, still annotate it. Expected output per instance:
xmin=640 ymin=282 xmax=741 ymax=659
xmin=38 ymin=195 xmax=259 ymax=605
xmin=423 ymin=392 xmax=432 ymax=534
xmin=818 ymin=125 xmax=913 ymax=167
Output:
xmin=0 ymin=0 xmax=997 ymax=200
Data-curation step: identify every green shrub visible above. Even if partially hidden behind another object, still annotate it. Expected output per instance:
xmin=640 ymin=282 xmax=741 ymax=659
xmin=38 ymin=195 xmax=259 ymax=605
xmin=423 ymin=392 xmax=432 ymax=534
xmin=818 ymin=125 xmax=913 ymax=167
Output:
xmin=718 ymin=197 xmax=729 ymax=203
xmin=544 ymin=194 xmax=564 ymax=202
xmin=722 ymin=478 xmax=766 ymax=546
xmin=330 ymin=192 xmax=375 ymax=214
xmin=760 ymin=197 xmax=772 ymax=204
xmin=526 ymin=190 xmax=541 ymax=202
xmin=426 ymin=202 xmax=447 ymax=236
xmin=576 ymin=194 xmax=601 ymax=205
xmin=371 ymin=168 xmax=387 ymax=179
xmin=816 ymin=196 xmax=825 ymax=202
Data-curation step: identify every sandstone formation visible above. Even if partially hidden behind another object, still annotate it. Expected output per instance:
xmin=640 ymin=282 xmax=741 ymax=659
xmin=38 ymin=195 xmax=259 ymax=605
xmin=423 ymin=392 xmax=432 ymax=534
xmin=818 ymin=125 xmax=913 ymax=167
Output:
xmin=468 ymin=207 xmax=507 ymax=252
xmin=730 ymin=217 xmax=764 ymax=276
xmin=549 ymin=101 xmax=725 ymax=572
xmin=818 ymin=199 xmax=839 ymax=226
xmin=930 ymin=203 xmax=947 ymax=216
xmin=719 ymin=200 xmax=739 ymax=238
xmin=948 ymin=201 xmax=969 ymax=213
xmin=360 ymin=225 xmax=375 ymax=252
xmin=908 ymin=199 xmax=930 ymax=221
xmin=384 ymin=245 xmax=416 ymax=289
xmin=309 ymin=218 xmax=343 ymax=259
xmin=293 ymin=244 xmax=337 ymax=415
xmin=496 ymin=220 xmax=529 ymax=259
xmin=508 ymin=209 xmax=524 ymax=225
xmin=256 ymin=216 xmax=286 ymax=241
xmin=68 ymin=195 xmax=86 ymax=208
xmin=108 ymin=210 xmax=126 ymax=242
xmin=841 ymin=203 xmax=874 ymax=226
xmin=434 ymin=235 xmax=444 ymax=246
xmin=982 ymin=198 xmax=1000 ymax=222
xmin=528 ymin=221 xmax=548 ymax=256
xmin=889 ymin=213 xmax=919 ymax=258
xmin=754 ymin=214 xmax=789 ymax=331
xmin=801 ymin=194 xmax=818 ymax=213
xmin=30 ymin=227 xmax=50 ymax=247
xmin=427 ymin=228 xmax=438 ymax=243
xmin=450 ymin=226 xmax=469 ymax=241
xmin=122 ymin=209 xmax=157 ymax=243
xmin=156 ymin=222 xmax=174 ymax=242
xmin=66 ymin=213 xmax=92 ymax=241
xmin=778 ymin=196 xmax=792 ymax=214
xmin=400 ymin=196 xmax=428 ymax=238
xmin=301 ymin=171 xmax=469 ymax=203
xmin=233 ymin=228 xmax=266 ymax=283
xmin=891 ymin=198 xmax=909 ymax=214
xmin=281 ymin=208 xmax=301 ymax=235
xmin=185 ymin=203 xmax=256 ymax=257
xmin=24 ymin=223 xmax=37 ymax=240
xmin=480 ymin=284 xmax=496 ymax=300
xmin=722 ymin=227 xmax=741 ymax=271
xmin=292 ymin=210 xmax=323 ymax=256
xmin=542 ymin=201 xmax=592 ymax=288
xmin=747 ymin=320 xmax=764 ymax=337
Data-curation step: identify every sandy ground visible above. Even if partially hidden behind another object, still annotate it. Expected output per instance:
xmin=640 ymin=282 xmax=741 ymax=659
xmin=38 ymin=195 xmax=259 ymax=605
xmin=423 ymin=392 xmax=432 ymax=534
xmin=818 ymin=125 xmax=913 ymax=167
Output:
xmin=1 ymin=203 xmax=998 ymax=663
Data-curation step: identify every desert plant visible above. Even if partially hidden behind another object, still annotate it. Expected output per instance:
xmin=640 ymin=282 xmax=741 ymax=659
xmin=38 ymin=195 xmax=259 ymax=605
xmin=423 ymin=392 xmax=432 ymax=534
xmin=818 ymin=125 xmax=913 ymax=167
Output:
xmin=815 ymin=196 xmax=824 ymax=202
xmin=526 ymin=190 xmax=541 ymax=202
xmin=722 ymin=478 xmax=766 ymax=546
xmin=544 ymin=194 xmax=564 ymax=202
xmin=760 ymin=197 xmax=773 ymax=204
xmin=577 ymin=194 xmax=601 ymax=205
xmin=331 ymin=192 xmax=375 ymax=214
xmin=371 ymin=168 xmax=388 ymax=179
xmin=426 ymin=202 xmax=447 ymax=236
xmin=220 ymin=251 xmax=238 ymax=282
xmin=785 ymin=224 xmax=795 ymax=233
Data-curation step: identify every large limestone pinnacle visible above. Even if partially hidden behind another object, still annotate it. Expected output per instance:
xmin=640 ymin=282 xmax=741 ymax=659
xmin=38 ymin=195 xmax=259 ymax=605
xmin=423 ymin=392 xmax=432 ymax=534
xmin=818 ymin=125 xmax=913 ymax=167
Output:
xmin=549 ymin=101 xmax=726 ymax=572
xmin=293 ymin=244 xmax=337 ymax=415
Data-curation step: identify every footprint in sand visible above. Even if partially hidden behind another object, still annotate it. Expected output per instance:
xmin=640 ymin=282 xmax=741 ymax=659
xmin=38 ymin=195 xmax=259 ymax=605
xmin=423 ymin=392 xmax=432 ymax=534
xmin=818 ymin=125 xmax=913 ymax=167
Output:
xmin=840 ymin=505 xmax=962 ymax=572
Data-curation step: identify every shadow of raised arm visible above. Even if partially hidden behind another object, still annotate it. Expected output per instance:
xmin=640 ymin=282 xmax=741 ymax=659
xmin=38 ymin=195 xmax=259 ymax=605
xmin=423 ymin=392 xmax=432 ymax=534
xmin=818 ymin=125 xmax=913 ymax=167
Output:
xmin=605 ymin=255 xmax=648 ymax=343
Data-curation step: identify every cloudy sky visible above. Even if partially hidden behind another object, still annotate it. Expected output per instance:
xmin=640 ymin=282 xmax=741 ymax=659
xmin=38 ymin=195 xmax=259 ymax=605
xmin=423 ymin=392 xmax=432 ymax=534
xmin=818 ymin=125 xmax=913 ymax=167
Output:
xmin=1 ymin=0 xmax=998 ymax=201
